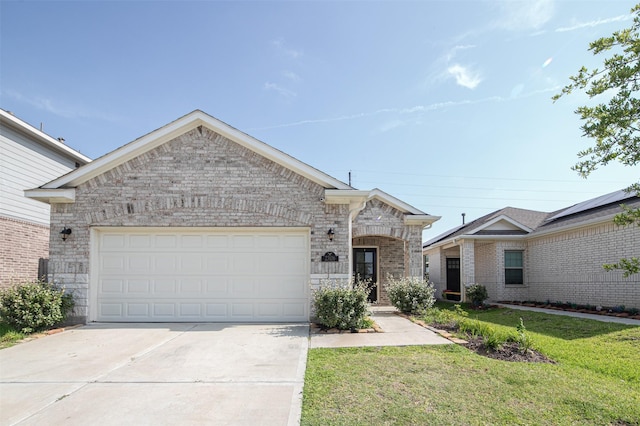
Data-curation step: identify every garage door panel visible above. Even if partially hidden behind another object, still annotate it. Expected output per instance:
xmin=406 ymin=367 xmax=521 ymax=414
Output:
xmin=154 ymin=279 xmax=177 ymax=294
xmin=128 ymin=280 xmax=150 ymax=293
xmin=129 ymin=234 xmax=151 ymax=248
xmin=102 ymin=255 xmax=125 ymax=271
xmin=95 ymin=229 xmax=309 ymax=322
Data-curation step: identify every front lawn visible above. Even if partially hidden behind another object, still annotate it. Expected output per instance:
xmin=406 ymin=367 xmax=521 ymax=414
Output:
xmin=301 ymin=305 xmax=640 ymax=425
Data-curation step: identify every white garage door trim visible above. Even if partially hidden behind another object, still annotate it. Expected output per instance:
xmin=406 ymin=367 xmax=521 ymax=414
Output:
xmin=90 ymin=227 xmax=310 ymax=323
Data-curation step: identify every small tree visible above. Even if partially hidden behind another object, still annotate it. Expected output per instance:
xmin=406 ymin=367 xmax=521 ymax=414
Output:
xmin=553 ymin=3 xmax=640 ymax=277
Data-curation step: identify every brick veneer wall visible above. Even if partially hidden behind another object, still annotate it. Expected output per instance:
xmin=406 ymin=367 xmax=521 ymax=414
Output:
xmin=48 ymin=127 xmax=419 ymax=322
xmin=526 ymin=221 xmax=640 ymax=309
xmin=0 ymin=217 xmax=50 ymax=288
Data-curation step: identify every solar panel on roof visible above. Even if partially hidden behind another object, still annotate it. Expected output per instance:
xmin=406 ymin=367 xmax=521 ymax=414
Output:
xmin=545 ymin=189 xmax=635 ymax=222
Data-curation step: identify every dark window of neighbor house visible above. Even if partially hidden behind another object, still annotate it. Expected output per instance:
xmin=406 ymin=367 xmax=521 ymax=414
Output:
xmin=504 ymin=250 xmax=524 ymax=285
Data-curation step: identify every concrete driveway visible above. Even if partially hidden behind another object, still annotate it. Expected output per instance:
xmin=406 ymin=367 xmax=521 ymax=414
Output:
xmin=0 ymin=323 xmax=309 ymax=426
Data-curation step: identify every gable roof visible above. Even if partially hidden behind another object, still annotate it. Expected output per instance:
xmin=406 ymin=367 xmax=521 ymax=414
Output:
xmin=0 ymin=109 xmax=91 ymax=165
xmin=423 ymin=207 xmax=547 ymax=248
xmin=36 ymin=110 xmax=351 ymax=191
xmin=24 ymin=110 xmax=438 ymax=223
xmin=423 ymin=188 xmax=639 ymax=249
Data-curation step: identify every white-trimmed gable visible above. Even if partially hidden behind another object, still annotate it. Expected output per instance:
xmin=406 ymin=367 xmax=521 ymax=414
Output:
xmin=472 ymin=215 xmax=533 ymax=234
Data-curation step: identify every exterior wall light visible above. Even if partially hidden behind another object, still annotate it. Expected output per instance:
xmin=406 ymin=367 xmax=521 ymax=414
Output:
xmin=60 ymin=227 xmax=72 ymax=241
xmin=327 ymin=228 xmax=335 ymax=241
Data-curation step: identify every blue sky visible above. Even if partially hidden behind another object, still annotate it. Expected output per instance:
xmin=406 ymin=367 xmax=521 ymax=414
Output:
xmin=1 ymin=0 xmax=638 ymax=238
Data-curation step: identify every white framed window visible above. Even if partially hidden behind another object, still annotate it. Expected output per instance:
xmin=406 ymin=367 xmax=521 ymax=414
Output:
xmin=504 ymin=250 xmax=524 ymax=285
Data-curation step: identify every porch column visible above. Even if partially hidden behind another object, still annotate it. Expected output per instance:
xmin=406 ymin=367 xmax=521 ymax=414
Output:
xmin=460 ymin=239 xmax=475 ymax=301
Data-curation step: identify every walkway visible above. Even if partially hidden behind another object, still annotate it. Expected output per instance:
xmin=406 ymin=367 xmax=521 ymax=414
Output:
xmin=309 ymin=306 xmax=452 ymax=348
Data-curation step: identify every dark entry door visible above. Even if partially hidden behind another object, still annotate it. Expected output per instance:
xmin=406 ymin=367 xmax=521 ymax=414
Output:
xmin=353 ymin=248 xmax=377 ymax=302
xmin=446 ymin=258 xmax=461 ymax=292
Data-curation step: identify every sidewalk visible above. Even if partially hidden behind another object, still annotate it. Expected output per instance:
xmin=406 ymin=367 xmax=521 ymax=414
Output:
xmin=309 ymin=306 xmax=452 ymax=349
xmin=496 ymin=303 xmax=640 ymax=326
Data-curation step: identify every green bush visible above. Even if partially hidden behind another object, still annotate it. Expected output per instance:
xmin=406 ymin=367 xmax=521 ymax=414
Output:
xmin=465 ymin=284 xmax=489 ymax=307
xmin=384 ymin=276 xmax=435 ymax=314
xmin=0 ymin=281 xmax=75 ymax=333
xmin=312 ymin=280 xmax=369 ymax=330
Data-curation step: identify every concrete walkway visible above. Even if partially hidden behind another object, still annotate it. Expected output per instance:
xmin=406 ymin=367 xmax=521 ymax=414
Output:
xmin=496 ymin=304 xmax=640 ymax=326
xmin=309 ymin=306 xmax=452 ymax=348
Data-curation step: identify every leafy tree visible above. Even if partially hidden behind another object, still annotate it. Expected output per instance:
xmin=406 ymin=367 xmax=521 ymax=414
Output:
xmin=553 ymin=4 xmax=640 ymax=277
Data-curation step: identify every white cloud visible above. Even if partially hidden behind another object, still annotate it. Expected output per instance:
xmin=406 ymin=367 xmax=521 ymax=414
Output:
xmin=447 ymin=64 xmax=482 ymax=89
xmin=446 ymin=44 xmax=476 ymax=61
xmin=497 ymin=0 xmax=555 ymax=31
xmin=282 ymin=70 xmax=301 ymax=82
xmin=263 ymin=82 xmax=297 ymax=99
xmin=555 ymin=14 xmax=630 ymax=33
xmin=3 ymin=89 xmax=119 ymax=121
xmin=271 ymin=38 xmax=303 ymax=58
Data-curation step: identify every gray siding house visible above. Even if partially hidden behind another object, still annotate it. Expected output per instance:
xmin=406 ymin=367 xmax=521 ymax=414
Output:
xmin=26 ymin=110 xmax=439 ymax=323
xmin=0 ymin=109 xmax=91 ymax=287
xmin=423 ymin=190 xmax=640 ymax=309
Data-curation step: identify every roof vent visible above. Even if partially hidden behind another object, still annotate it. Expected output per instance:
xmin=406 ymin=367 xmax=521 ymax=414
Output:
xmin=57 ymin=137 xmax=65 ymax=144
xmin=462 ymin=212 xmax=466 ymax=225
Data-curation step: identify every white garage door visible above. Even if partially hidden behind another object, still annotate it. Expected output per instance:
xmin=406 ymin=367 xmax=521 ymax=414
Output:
xmin=93 ymin=228 xmax=309 ymax=322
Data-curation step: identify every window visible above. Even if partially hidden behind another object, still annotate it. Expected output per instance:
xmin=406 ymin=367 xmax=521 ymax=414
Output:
xmin=504 ymin=250 xmax=524 ymax=285
xmin=423 ymin=255 xmax=429 ymax=279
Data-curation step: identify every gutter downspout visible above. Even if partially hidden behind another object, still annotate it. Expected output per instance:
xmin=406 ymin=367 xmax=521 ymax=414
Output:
xmin=347 ymin=199 xmax=368 ymax=280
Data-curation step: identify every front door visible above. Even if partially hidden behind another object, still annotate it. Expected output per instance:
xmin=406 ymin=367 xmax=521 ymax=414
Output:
xmin=353 ymin=248 xmax=378 ymax=302
xmin=446 ymin=258 xmax=461 ymax=294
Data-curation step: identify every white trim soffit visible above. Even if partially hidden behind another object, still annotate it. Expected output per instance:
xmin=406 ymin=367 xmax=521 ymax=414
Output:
xmin=24 ymin=188 xmax=75 ymax=204
xmin=325 ymin=188 xmax=429 ymax=215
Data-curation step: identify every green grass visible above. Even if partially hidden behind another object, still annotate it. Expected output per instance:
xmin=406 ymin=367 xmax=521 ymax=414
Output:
xmin=0 ymin=322 xmax=26 ymax=349
xmin=301 ymin=305 xmax=640 ymax=426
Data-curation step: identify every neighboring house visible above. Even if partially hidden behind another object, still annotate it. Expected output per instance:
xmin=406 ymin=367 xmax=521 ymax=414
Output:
xmin=0 ymin=109 xmax=91 ymax=288
xmin=26 ymin=110 xmax=439 ymax=323
xmin=423 ymin=190 xmax=640 ymax=309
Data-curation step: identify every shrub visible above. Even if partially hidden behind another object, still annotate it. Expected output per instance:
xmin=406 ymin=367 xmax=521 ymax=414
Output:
xmin=465 ymin=284 xmax=489 ymax=307
xmin=384 ymin=276 xmax=435 ymax=314
xmin=512 ymin=317 xmax=534 ymax=354
xmin=312 ymin=279 xmax=369 ymax=330
xmin=0 ymin=281 xmax=75 ymax=333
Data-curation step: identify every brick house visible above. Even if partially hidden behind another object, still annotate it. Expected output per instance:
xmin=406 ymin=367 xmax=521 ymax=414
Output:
xmin=423 ymin=190 xmax=640 ymax=309
xmin=0 ymin=109 xmax=91 ymax=288
xmin=26 ymin=110 xmax=439 ymax=323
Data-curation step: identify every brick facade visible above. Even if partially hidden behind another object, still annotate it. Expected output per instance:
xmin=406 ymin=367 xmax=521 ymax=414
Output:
xmin=0 ymin=217 xmax=50 ymax=288
xmin=48 ymin=126 xmax=424 ymax=322
xmin=425 ymin=220 xmax=640 ymax=309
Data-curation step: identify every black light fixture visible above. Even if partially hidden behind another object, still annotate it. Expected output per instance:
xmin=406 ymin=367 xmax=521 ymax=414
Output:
xmin=60 ymin=227 xmax=72 ymax=241
xmin=327 ymin=228 xmax=335 ymax=241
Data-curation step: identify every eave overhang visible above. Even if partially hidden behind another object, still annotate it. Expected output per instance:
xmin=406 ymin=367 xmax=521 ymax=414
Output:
xmin=24 ymin=188 xmax=75 ymax=204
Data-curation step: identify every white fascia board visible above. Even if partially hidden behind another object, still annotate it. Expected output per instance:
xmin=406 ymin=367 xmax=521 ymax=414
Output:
xmin=324 ymin=189 xmax=371 ymax=204
xmin=404 ymin=215 xmax=441 ymax=226
xmin=0 ymin=109 xmax=91 ymax=164
xmin=324 ymin=188 xmax=428 ymax=215
xmin=24 ymin=188 xmax=75 ymax=204
xmin=423 ymin=233 xmax=526 ymax=251
xmin=43 ymin=110 xmax=351 ymax=190
xmin=473 ymin=215 xmax=533 ymax=234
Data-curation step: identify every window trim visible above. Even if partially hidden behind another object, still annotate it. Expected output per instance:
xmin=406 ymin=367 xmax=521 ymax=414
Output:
xmin=504 ymin=250 xmax=524 ymax=286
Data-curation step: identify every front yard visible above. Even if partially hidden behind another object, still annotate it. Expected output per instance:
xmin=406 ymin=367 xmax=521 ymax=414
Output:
xmin=301 ymin=305 xmax=640 ymax=425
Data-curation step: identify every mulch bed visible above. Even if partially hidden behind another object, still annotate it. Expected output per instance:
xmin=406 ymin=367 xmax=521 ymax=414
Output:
xmin=401 ymin=313 xmax=555 ymax=363
xmin=463 ymin=336 xmax=556 ymax=363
